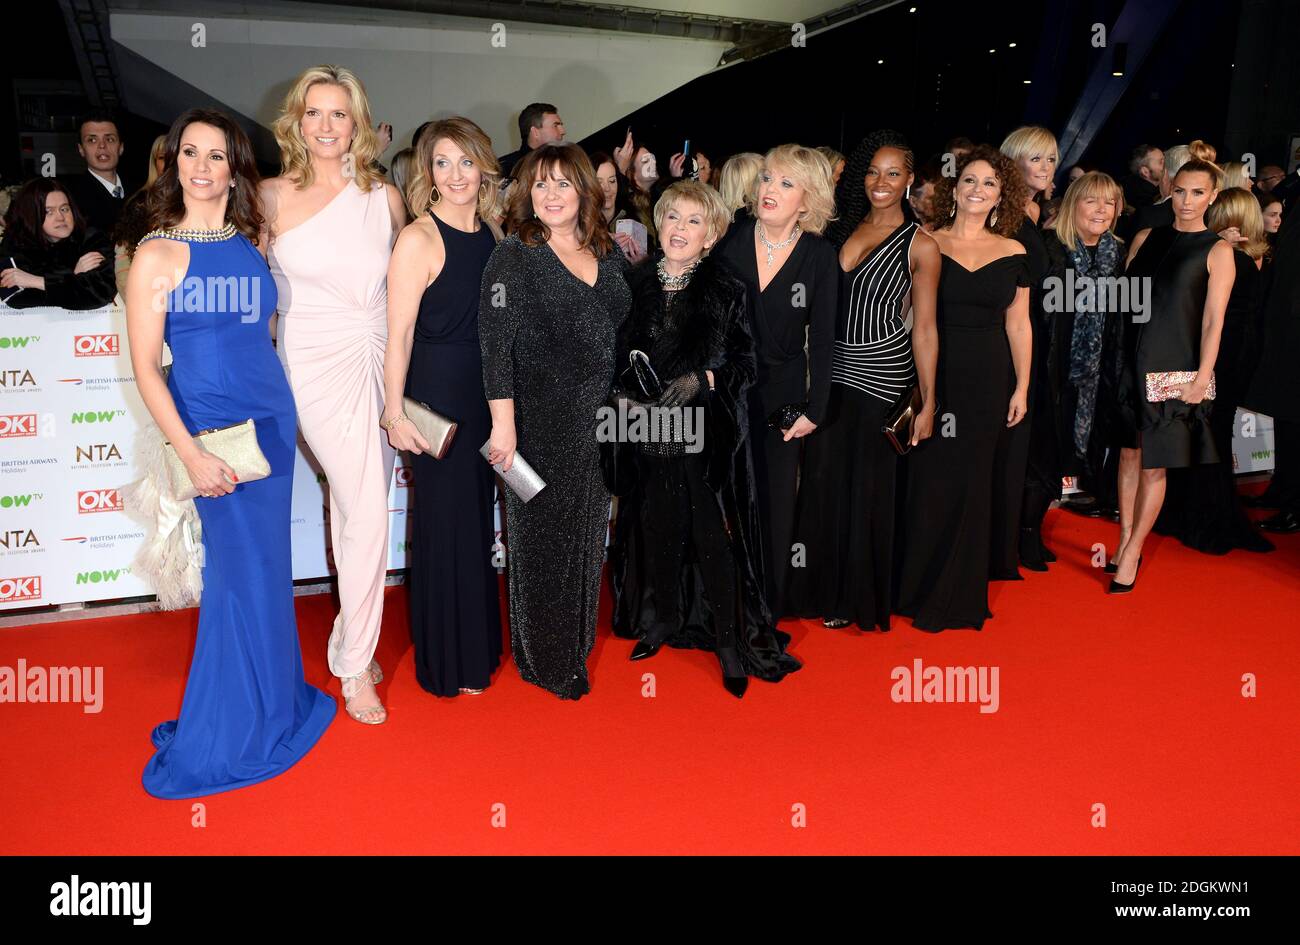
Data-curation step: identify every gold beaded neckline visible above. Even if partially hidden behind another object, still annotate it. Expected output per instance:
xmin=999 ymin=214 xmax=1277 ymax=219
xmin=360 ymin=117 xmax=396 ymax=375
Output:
xmin=139 ymin=222 xmax=238 ymax=245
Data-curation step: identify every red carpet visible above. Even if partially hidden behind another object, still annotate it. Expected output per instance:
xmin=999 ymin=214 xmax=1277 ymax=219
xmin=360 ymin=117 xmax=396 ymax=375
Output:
xmin=2 ymin=507 xmax=1297 ymax=854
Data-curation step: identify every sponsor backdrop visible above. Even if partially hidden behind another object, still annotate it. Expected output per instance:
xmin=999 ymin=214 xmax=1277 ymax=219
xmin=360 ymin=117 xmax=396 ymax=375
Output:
xmin=0 ymin=303 xmax=1275 ymax=610
xmin=1 ymin=303 xmax=419 ymax=611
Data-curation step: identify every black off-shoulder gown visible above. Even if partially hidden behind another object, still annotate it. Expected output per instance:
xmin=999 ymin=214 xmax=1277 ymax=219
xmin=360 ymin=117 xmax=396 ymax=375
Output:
xmin=896 ymin=253 xmax=1031 ymax=631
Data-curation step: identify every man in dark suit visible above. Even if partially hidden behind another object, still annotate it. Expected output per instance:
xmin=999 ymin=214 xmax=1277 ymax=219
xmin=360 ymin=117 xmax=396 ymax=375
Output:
xmin=497 ymin=103 xmax=565 ymax=182
xmin=1120 ymin=143 xmax=1162 ymax=209
xmin=1119 ymin=143 xmax=1189 ymax=241
xmin=61 ymin=110 xmax=129 ymax=237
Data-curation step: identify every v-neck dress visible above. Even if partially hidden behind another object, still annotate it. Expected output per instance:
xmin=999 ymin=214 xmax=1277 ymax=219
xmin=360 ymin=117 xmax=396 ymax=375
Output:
xmin=896 ymin=252 xmax=1030 ymax=631
xmin=788 ymin=221 xmax=919 ymax=630
xmin=478 ymin=234 xmax=632 ymax=699
xmin=716 ymin=217 xmax=838 ymax=617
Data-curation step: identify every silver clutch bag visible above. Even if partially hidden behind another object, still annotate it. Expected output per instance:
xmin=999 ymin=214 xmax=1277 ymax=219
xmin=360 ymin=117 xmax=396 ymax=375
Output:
xmin=164 ymin=418 xmax=271 ymax=500
xmin=402 ymin=396 xmax=458 ymax=460
xmin=479 ymin=440 xmax=546 ymax=503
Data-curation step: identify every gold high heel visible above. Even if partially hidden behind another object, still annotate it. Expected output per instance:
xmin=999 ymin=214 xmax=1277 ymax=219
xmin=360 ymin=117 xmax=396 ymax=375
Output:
xmin=342 ymin=671 xmax=387 ymax=725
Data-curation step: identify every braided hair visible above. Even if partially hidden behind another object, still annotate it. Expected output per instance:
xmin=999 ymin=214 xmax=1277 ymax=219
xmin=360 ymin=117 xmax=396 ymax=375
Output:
xmin=826 ymin=129 xmax=914 ymax=249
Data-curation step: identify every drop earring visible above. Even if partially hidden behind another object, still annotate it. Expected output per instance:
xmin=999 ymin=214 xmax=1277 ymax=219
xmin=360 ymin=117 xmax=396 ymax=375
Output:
xmin=990 ymin=203 xmax=999 ymax=227
xmin=905 ymin=184 xmax=911 ymax=200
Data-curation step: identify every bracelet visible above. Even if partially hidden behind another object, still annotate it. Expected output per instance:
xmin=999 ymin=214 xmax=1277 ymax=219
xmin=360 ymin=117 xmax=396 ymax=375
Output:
xmin=382 ymin=414 xmax=409 ymax=431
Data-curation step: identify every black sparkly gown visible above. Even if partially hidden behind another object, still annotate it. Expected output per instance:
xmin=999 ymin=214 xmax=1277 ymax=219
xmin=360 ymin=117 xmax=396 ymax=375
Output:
xmin=896 ymin=253 xmax=1030 ymax=631
xmin=1114 ymin=226 xmax=1220 ymax=468
xmin=406 ymin=212 xmax=504 ymax=696
xmin=788 ymin=221 xmax=920 ymax=631
xmin=479 ymin=234 xmax=631 ymax=699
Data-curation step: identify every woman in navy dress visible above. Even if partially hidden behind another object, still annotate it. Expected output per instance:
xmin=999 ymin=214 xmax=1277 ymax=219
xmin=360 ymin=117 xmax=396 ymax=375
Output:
xmin=126 ymin=109 xmax=334 ymax=799
xmin=383 ymin=117 xmax=504 ymax=696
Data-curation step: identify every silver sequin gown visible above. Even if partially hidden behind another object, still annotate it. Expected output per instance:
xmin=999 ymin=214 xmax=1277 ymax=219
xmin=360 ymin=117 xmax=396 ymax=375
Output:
xmin=479 ymin=234 xmax=631 ymax=699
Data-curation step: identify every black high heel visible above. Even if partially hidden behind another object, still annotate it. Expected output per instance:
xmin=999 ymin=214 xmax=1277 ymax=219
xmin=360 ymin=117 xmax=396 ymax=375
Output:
xmin=629 ymin=629 xmax=669 ymax=662
xmin=1107 ymin=556 xmax=1142 ymax=594
xmin=717 ymin=646 xmax=748 ymax=699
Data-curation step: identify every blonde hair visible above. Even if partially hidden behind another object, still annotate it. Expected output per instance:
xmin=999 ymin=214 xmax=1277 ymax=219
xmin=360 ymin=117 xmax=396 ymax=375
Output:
xmin=273 ymin=65 xmax=383 ymax=192
xmin=653 ymin=180 xmax=733 ymax=248
xmin=718 ymin=152 xmax=763 ymax=213
xmin=146 ymin=135 xmax=166 ymax=186
xmin=1000 ymin=125 xmax=1059 ymax=166
xmin=1188 ymin=139 xmax=1217 ymax=163
xmin=1053 ymin=171 xmax=1125 ymax=252
xmin=756 ymin=144 xmax=837 ymax=235
xmin=1220 ymin=161 xmax=1251 ymax=191
xmin=1208 ymin=187 xmax=1268 ymax=260
xmin=406 ymin=116 xmax=501 ymax=221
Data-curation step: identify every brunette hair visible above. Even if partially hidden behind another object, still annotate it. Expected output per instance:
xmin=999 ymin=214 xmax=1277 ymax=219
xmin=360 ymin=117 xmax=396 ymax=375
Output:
xmin=2 ymin=178 xmax=85 ymax=251
xmin=589 ymin=149 xmax=632 ymax=219
xmin=505 ymin=143 xmax=612 ymax=256
xmin=142 ymin=108 xmax=264 ymax=247
xmin=930 ymin=144 xmax=1028 ymax=238
xmin=1175 ymin=158 xmax=1224 ymax=192
xmin=826 ymin=129 xmax=914 ymax=248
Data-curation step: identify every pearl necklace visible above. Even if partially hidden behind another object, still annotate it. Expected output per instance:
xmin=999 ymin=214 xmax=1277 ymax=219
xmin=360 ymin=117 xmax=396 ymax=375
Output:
xmin=756 ymin=221 xmax=800 ymax=267
xmin=139 ymin=222 xmax=238 ymax=246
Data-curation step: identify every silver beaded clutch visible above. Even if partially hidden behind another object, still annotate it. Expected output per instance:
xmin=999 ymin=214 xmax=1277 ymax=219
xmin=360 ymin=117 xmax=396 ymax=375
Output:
xmin=479 ymin=441 xmax=546 ymax=503
xmin=402 ymin=396 xmax=458 ymax=460
xmin=164 ymin=418 xmax=271 ymax=500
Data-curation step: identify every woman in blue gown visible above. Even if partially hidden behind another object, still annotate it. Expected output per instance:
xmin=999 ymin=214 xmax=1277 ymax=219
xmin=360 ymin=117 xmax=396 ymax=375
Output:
xmin=126 ymin=108 xmax=334 ymax=799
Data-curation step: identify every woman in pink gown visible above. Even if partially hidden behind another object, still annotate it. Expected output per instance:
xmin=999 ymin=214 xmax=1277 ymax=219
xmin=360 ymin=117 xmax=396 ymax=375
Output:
xmin=261 ymin=65 xmax=407 ymax=724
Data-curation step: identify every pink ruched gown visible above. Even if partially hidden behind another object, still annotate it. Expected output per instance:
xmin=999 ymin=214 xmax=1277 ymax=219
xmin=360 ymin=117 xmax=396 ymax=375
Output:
xmin=269 ymin=181 xmax=397 ymax=682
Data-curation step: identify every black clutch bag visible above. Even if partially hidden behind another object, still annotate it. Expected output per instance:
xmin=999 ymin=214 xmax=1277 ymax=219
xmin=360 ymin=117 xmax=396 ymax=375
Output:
xmin=881 ymin=385 xmax=936 ymax=455
xmin=625 ymin=349 xmax=662 ymax=400
xmin=767 ymin=401 xmax=809 ymax=432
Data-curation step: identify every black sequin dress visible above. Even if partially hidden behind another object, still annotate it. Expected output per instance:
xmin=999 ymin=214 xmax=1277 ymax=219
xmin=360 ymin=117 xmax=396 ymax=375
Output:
xmin=479 ymin=234 xmax=631 ymax=699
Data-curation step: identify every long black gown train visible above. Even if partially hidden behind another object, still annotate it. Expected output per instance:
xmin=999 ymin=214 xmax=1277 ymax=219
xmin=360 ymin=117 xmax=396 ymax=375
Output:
xmin=407 ymin=211 xmax=504 ymax=696
xmin=896 ymin=253 xmax=1030 ymax=631
xmin=479 ymin=235 xmax=631 ymax=700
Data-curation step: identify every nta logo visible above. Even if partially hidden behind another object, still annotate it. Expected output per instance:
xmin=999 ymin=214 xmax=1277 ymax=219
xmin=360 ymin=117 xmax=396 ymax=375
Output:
xmin=0 ymin=529 xmax=40 ymax=550
xmin=0 ymin=576 xmax=41 ymax=602
xmin=74 ymin=334 xmax=120 ymax=357
xmin=77 ymin=489 xmax=124 ymax=514
xmin=0 ymin=414 xmax=37 ymax=437
xmin=74 ymin=443 xmax=122 ymax=462
xmin=0 ymin=369 xmax=36 ymax=388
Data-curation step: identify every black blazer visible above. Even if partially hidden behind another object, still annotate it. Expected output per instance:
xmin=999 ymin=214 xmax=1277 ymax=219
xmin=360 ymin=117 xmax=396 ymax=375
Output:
xmin=61 ymin=172 xmax=127 ymax=237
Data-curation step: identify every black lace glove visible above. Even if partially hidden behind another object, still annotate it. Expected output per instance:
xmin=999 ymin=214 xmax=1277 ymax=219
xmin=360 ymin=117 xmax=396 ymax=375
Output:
xmin=656 ymin=370 xmax=709 ymax=409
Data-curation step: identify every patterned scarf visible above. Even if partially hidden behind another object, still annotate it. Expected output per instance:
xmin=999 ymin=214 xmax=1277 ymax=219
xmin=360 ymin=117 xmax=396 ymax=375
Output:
xmin=1066 ymin=229 xmax=1122 ymax=459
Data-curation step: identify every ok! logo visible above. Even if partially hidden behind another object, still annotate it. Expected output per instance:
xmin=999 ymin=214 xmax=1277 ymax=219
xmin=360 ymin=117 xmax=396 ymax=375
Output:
xmin=73 ymin=334 xmax=120 ymax=357
xmin=77 ymin=489 xmax=124 ymax=515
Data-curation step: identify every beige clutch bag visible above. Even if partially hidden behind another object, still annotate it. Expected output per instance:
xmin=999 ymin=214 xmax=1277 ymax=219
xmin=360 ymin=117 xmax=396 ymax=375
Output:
xmin=402 ymin=397 xmax=458 ymax=460
xmin=164 ymin=418 xmax=271 ymax=500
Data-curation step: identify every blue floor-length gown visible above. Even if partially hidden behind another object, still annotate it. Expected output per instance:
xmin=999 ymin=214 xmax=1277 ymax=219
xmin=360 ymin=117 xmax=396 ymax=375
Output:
xmin=141 ymin=229 xmax=336 ymax=799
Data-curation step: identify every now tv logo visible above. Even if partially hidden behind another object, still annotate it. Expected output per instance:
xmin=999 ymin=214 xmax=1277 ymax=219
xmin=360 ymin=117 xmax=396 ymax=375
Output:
xmin=71 ymin=409 xmax=125 ymax=424
xmin=77 ymin=489 xmax=124 ymax=514
xmin=0 ymin=414 xmax=38 ymax=438
xmin=0 ymin=576 xmax=42 ymax=603
xmin=74 ymin=334 xmax=120 ymax=357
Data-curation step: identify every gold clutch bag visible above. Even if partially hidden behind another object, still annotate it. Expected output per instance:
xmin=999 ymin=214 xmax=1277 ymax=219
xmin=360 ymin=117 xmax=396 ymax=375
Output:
xmin=882 ymin=385 xmax=937 ymax=455
xmin=1145 ymin=370 xmax=1216 ymax=402
xmin=163 ymin=418 xmax=271 ymax=500
xmin=402 ymin=397 xmax=458 ymax=460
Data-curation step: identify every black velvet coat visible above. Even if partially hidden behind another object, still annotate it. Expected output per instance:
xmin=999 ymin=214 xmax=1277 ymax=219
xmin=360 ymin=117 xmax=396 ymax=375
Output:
xmin=608 ymin=254 xmax=800 ymax=680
